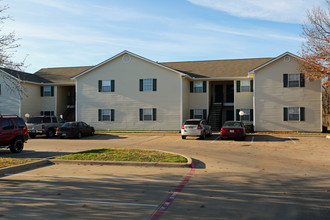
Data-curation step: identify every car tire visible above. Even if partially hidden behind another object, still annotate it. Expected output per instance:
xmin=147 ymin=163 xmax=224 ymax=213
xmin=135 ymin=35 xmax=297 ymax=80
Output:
xmin=29 ymin=133 xmax=36 ymax=138
xmin=91 ymin=130 xmax=95 ymax=136
xmin=181 ymin=136 xmax=186 ymax=139
xmin=46 ymin=129 xmax=55 ymax=138
xmin=200 ymin=132 xmax=206 ymax=140
xmin=9 ymin=138 xmax=24 ymax=153
xmin=76 ymin=132 xmax=82 ymax=139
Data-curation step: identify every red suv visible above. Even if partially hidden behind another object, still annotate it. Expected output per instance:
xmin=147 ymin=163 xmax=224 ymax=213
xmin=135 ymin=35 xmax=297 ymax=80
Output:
xmin=0 ymin=115 xmax=28 ymax=153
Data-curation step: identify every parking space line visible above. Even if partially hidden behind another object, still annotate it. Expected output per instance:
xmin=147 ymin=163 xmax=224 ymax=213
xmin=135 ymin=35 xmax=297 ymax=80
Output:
xmin=289 ymin=137 xmax=297 ymax=144
xmin=0 ymin=196 xmax=157 ymax=207
xmin=211 ymin=136 xmax=221 ymax=143
xmin=251 ymin=136 xmax=254 ymax=143
xmin=4 ymin=174 xmax=181 ymax=183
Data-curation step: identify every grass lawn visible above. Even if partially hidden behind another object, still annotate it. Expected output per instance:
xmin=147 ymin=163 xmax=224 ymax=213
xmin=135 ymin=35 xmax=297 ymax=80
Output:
xmin=0 ymin=158 xmax=36 ymax=169
xmin=56 ymin=147 xmax=188 ymax=163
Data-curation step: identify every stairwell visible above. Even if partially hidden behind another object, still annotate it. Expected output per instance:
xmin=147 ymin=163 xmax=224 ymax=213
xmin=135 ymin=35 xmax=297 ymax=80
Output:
xmin=208 ymin=104 xmax=223 ymax=131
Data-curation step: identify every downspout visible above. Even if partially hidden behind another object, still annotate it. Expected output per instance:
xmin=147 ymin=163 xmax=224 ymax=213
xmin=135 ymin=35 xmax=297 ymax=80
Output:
xmin=253 ymin=74 xmax=256 ymax=131
xmin=18 ymin=82 xmax=22 ymax=117
xmin=180 ymin=76 xmax=183 ymax=126
xmin=75 ymin=80 xmax=78 ymax=121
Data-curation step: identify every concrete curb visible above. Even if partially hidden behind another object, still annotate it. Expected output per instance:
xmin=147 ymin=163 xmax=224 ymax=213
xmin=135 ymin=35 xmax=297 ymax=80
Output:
xmin=0 ymin=159 xmax=52 ymax=176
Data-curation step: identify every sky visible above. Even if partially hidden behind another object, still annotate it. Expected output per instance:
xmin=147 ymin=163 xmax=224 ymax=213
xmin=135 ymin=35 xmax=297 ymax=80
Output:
xmin=3 ymin=0 xmax=326 ymax=73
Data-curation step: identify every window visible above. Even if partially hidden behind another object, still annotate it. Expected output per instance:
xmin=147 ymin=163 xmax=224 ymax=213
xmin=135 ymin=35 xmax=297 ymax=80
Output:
xmin=98 ymin=80 xmax=115 ymax=92
xmin=98 ymin=109 xmax=115 ymax=121
xmin=236 ymin=80 xmax=253 ymax=92
xmin=41 ymin=86 xmax=54 ymax=97
xmin=40 ymin=111 xmax=54 ymax=116
xmin=13 ymin=118 xmax=26 ymax=128
xmin=283 ymin=107 xmax=305 ymax=121
xmin=190 ymin=81 xmax=206 ymax=93
xmin=283 ymin=73 xmax=305 ymax=88
xmin=190 ymin=109 xmax=207 ymax=120
xmin=139 ymin=79 xmax=157 ymax=91
xmin=1 ymin=119 xmax=14 ymax=130
xmin=236 ymin=109 xmax=253 ymax=121
xmin=139 ymin=108 xmax=157 ymax=121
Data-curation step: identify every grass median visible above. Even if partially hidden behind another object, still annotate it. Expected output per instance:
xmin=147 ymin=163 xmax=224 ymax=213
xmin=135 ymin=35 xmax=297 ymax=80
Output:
xmin=0 ymin=158 xmax=37 ymax=169
xmin=56 ymin=147 xmax=188 ymax=163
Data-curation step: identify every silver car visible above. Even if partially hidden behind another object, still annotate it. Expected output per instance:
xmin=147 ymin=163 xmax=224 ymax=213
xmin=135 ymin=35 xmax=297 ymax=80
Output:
xmin=181 ymin=119 xmax=212 ymax=139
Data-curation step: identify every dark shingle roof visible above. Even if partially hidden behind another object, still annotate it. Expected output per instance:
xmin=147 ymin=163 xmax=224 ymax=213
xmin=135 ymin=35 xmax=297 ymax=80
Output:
xmin=161 ymin=57 xmax=274 ymax=78
xmin=34 ymin=66 xmax=94 ymax=83
xmin=0 ymin=68 xmax=50 ymax=83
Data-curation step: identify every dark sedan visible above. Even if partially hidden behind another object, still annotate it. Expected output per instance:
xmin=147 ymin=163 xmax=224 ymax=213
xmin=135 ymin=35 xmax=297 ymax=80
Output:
xmin=220 ymin=121 xmax=246 ymax=141
xmin=56 ymin=121 xmax=95 ymax=139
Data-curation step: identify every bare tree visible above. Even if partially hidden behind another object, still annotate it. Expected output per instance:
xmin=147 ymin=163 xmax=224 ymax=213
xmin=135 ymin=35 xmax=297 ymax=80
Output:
xmin=0 ymin=1 xmax=26 ymax=95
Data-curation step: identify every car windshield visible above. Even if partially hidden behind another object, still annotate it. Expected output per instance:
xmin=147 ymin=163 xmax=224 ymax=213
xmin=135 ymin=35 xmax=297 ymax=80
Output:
xmin=184 ymin=120 xmax=200 ymax=125
xmin=62 ymin=122 xmax=77 ymax=127
xmin=223 ymin=122 xmax=243 ymax=127
xmin=27 ymin=117 xmax=43 ymax=124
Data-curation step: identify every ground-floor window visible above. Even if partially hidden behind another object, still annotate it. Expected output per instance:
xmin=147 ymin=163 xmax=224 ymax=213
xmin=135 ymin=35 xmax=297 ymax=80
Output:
xmin=190 ymin=109 xmax=207 ymax=120
xmin=41 ymin=111 xmax=54 ymax=116
xmin=98 ymin=109 xmax=115 ymax=121
xmin=140 ymin=108 xmax=157 ymax=121
xmin=236 ymin=109 xmax=253 ymax=121
xmin=283 ymin=107 xmax=305 ymax=121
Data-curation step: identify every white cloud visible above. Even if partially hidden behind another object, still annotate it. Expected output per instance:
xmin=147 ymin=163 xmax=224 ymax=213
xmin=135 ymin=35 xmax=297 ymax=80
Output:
xmin=187 ymin=0 xmax=325 ymax=23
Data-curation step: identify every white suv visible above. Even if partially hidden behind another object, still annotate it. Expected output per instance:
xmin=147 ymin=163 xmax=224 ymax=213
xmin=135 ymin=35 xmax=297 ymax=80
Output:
xmin=181 ymin=119 xmax=212 ymax=139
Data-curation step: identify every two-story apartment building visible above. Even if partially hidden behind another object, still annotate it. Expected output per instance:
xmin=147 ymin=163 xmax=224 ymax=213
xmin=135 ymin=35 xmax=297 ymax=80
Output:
xmin=0 ymin=50 xmax=322 ymax=132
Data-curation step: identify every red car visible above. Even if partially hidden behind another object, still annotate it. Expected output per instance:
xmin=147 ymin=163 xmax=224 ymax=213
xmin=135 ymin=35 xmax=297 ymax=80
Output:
xmin=220 ymin=121 xmax=246 ymax=141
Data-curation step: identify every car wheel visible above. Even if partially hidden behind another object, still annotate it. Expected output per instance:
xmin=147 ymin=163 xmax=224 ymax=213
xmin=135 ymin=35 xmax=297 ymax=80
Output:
xmin=90 ymin=130 xmax=95 ymax=136
xmin=46 ymin=129 xmax=55 ymax=138
xmin=200 ymin=132 xmax=206 ymax=140
xmin=181 ymin=136 xmax=186 ymax=139
xmin=76 ymin=132 xmax=82 ymax=139
xmin=10 ymin=138 xmax=24 ymax=153
xmin=29 ymin=133 xmax=36 ymax=138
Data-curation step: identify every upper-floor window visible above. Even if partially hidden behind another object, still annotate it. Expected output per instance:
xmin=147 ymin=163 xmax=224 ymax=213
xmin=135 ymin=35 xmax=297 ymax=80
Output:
xmin=283 ymin=107 xmax=305 ymax=121
xmin=139 ymin=79 xmax=157 ymax=91
xmin=41 ymin=86 xmax=54 ymax=97
xmin=190 ymin=81 xmax=206 ymax=93
xmin=98 ymin=80 xmax=115 ymax=92
xmin=236 ymin=80 xmax=253 ymax=92
xmin=283 ymin=73 xmax=305 ymax=88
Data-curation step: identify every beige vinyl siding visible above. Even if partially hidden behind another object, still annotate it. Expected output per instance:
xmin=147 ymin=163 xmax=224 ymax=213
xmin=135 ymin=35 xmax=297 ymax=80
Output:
xmin=254 ymin=56 xmax=322 ymax=132
xmin=182 ymin=77 xmax=190 ymax=123
xmin=76 ymin=54 xmax=182 ymax=130
xmin=21 ymin=83 xmax=41 ymax=120
xmin=0 ymin=72 xmax=20 ymax=115
xmin=234 ymin=79 xmax=253 ymax=122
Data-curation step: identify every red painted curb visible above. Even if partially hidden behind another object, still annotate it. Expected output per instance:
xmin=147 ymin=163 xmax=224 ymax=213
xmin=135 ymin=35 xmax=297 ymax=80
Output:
xmin=150 ymin=162 xmax=196 ymax=220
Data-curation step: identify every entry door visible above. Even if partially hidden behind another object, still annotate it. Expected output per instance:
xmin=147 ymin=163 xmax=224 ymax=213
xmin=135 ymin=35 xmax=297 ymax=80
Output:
xmin=215 ymin=85 xmax=223 ymax=103
xmin=226 ymin=110 xmax=234 ymax=121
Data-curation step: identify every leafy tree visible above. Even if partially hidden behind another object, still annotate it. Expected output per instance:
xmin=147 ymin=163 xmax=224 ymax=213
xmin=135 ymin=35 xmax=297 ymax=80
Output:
xmin=299 ymin=0 xmax=330 ymax=87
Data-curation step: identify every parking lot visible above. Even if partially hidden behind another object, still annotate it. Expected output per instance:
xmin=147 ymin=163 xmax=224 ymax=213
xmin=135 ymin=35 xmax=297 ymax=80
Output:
xmin=1 ymin=133 xmax=330 ymax=219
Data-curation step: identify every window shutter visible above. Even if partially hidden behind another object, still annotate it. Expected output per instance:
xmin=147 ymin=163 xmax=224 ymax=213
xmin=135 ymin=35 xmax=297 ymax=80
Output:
xmin=190 ymin=82 xmax=193 ymax=93
xmin=111 ymin=109 xmax=115 ymax=121
xmin=283 ymin=74 xmax=288 ymax=88
xmin=236 ymin=81 xmax=240 ymax=92
xmin=153 ymin=79 xmax=157 ymax=91
xmin=40 ymin=87 xmax=44 ymax=97
xmin=190 ymin=109 xmax=194 ymax=119
xmin=51 ymin=86 xmax=54 ymax=96
xmin=139 ymin=109 xmax=143 ymax=121
xmin=203 ymin=109 xmax=207 ymax=120
xmin=250 ymin=80 xmax=253 ymax=92
xmin=283 ymin=107 xmax=288 ymax=121
xmin=250 ymin=109 xmax=253 ymax=121
xmin=203 ymin=81 xmax=207 ymax=93
xmin=98 ymin=109 xmax=102 ymax=121
xmin=236 ymin=109 xmax=240 ymax=121
xmin=300 ymin=107 xmax=305 ymax=121
xmin=153 ymin=108 xmax=157 ymax=121
xmin=111 ymin=80 xmax=115 ymax=92
xmin=139 ymin=79 xmax=143 ymax=91
xmin=98 ymin=80 xmax=102 ymax=92
xmin=300 ymin=73 xmax=305 ymax=87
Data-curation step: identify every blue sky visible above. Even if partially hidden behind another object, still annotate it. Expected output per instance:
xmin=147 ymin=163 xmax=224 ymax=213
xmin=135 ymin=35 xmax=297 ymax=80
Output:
xmin=4 ymin=0 xmax=325 ymax=73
